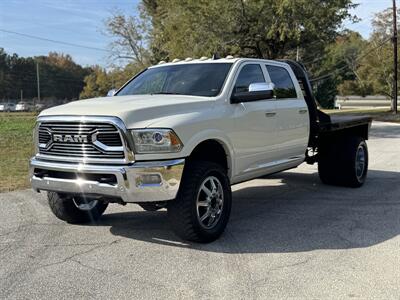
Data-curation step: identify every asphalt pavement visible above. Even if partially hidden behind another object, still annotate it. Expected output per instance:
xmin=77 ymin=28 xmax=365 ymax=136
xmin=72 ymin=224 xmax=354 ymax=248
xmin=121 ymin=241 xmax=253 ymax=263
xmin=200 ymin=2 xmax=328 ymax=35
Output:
xmin=1 ymin=121 xmax=399 ymax=299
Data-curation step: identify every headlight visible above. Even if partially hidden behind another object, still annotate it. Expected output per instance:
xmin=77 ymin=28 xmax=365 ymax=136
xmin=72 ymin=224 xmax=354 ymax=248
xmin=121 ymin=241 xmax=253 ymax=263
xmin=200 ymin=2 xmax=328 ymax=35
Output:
xmin=131 ymin=129 xmax=183 ymax=153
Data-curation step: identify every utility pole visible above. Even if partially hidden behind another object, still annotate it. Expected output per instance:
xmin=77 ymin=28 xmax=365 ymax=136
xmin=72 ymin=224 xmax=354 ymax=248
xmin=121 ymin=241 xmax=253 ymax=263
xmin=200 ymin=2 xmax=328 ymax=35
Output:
xmin=36 ymin=62 xmax=40 ymax=107
xmin=393 ymin=0 xmax=398 ymax=114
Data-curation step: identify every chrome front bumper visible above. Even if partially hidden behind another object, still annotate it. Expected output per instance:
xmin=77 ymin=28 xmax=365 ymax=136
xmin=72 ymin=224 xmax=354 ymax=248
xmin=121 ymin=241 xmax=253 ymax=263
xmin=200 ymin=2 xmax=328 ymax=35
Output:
xmin=29 ymin=158 xmax=185 ymax=203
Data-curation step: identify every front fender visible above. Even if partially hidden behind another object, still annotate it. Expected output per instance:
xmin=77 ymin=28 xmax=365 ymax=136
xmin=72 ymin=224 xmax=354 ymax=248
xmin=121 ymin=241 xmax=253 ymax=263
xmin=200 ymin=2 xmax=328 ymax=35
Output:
xmin=183 ymin=129 xmax=235 ymax=178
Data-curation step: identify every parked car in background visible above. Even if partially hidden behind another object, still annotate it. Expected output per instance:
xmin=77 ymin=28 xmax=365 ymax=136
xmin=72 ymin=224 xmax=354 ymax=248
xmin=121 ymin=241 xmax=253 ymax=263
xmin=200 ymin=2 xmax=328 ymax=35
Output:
xmin=15 ymin=102 xmax=33 ymax=112
xmin=0 ymin=102 xmax=16 ymax=112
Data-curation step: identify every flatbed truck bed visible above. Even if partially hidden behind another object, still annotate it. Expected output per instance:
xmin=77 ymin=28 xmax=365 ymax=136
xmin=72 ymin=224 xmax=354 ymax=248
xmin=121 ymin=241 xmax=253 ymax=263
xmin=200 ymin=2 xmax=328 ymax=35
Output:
xmin=284 ymin=60 xmax=372 ymax=187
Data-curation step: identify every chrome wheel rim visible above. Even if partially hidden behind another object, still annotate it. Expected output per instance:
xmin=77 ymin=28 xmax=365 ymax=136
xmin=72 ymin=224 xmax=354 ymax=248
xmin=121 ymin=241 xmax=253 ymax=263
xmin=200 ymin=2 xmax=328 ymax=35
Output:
xmin=73 ymin=197 xmax=98 ymax=211
xmin=355 ymin=145 xmax=366 ymax=180
xmin=196 ymin=176 xmax=224 ymax=229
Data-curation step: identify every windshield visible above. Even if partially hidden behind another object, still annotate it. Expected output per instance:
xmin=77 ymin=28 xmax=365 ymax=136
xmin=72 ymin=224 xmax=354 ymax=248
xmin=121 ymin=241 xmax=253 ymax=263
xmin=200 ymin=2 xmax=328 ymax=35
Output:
xmin=117 ymin=63 xmax=232 ymax=97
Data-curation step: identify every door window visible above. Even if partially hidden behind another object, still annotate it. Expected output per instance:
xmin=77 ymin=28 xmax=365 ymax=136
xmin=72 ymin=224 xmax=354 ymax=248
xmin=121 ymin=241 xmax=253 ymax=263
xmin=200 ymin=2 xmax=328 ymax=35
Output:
xmin=233 ymin=64 xmax=265 ymax=93
xmin=266 ymin=65 xmax=297 ymax=99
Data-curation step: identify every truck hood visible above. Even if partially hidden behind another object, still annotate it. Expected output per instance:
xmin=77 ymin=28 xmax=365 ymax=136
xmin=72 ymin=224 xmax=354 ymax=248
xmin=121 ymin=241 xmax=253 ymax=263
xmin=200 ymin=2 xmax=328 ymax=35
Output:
xmin=40 ymin=95 xmax=215 ymax=128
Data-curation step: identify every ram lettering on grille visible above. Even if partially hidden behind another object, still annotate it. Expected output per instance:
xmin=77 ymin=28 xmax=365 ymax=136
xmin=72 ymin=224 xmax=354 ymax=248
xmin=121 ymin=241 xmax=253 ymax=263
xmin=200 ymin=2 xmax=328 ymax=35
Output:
xmin=53 ymin=134 xmax=89 ymax=143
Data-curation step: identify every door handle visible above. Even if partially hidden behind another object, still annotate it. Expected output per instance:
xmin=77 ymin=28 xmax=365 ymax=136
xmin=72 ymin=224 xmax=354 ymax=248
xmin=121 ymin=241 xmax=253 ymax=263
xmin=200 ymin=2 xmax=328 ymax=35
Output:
xmin=298 ymin=109 xmax=308 ymax=114
xmin=265 ymin=111 xmax=276 ymax=117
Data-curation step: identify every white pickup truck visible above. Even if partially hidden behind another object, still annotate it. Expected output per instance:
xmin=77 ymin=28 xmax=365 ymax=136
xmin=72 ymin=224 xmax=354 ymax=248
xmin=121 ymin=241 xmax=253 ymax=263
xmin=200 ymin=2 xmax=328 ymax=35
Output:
xmin=30 ymin=57 xmax=372 ymax=242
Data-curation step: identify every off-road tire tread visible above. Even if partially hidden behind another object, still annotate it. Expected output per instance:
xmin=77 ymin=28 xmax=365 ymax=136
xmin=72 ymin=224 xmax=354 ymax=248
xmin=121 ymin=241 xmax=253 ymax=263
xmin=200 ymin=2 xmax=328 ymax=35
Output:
xmin=167 ymin=161 xmax=231 ymax=243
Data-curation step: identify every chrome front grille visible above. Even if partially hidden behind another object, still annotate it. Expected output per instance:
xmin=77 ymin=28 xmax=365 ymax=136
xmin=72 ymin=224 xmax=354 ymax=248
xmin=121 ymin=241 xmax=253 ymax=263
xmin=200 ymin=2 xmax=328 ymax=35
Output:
xmin=38 ymin=122 xmax=125 ymax=160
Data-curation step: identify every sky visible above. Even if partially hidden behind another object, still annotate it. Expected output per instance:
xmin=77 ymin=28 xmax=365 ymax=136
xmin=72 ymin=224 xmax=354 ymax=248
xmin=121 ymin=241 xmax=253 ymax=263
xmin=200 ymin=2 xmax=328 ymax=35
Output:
xmin=0 ymin=0 xmax=393 ymax=67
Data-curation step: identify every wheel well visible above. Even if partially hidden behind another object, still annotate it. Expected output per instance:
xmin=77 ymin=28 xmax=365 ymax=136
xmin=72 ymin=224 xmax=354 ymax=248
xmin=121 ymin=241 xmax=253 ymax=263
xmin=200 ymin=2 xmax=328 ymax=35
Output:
xmin=188 ymin=140 xmax=229 ymax=171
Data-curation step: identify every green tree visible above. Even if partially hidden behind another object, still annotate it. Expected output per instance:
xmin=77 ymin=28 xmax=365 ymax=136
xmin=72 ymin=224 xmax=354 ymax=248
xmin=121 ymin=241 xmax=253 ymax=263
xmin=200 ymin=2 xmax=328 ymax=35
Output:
xmin=80 ymin=62 xmax=144 ymax=99
xmin=0 ymin=49 xmax=9 ymax=99
xmin=313 ymin=77 xmax=338 ymax=108
xmin=0 ymin=50 xmax=89 ymax=102
xmin=35 ymin=52 xmax=90 ymax=100
xmin=7 ymin=53 xmax=36 ymax=99
xmin=105 ymin=12 xmax=152 ymax=67
xmin=140 ymin=0 xmax=356 ymax=60
xmin=309 ymin=30 xmax=371 ymax=105
xmin=80 ymin=66 xmax=111 ymax=99
xmin=356 ymin=8 xmax=399 ymax=99
xmin=103 ymin=0 xmax=362 ymax=105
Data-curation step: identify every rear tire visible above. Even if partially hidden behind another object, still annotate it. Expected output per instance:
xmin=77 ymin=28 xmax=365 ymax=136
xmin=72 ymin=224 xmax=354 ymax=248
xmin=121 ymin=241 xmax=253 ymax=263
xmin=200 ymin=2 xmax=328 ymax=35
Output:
xmin=167 ymin=161 xmax=232 ymax=243
xmin=47 ymin=192 xmax=108 ymax=223
xmin=318 ymin=136 xmax=368 ymax=187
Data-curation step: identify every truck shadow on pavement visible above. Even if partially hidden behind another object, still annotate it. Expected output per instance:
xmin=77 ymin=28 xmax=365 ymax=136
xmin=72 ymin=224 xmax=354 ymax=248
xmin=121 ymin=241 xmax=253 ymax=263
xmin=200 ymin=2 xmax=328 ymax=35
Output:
xmin=99 ymin=169 xmax=400 ymax=253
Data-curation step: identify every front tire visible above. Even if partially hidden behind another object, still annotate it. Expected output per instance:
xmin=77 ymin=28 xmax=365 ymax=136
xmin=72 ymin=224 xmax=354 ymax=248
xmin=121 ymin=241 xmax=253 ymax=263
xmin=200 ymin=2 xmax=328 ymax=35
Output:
xmin=167 ymin=161 xmax=232 ymax=243
xmin=47 ymin=192 xmax=108 ymax=223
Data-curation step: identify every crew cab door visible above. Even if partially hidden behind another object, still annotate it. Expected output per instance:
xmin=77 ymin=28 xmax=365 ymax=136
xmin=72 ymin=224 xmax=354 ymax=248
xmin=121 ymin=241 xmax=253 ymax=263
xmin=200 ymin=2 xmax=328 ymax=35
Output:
xmin=229 ymin=63 xmax=279 ymax=179
xmin=265 ymin=64 xmax=309 ymax=161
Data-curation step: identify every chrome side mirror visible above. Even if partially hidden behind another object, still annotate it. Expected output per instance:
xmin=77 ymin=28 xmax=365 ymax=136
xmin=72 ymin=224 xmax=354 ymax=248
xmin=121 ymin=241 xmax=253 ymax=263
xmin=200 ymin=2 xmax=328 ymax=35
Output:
xmin=231 ymin=82 xmax=275 ymax=103
xmin=248 ymin=82 xmax=275 ymax=92
xmin=107 ymin=89 xmax=117 ymax=97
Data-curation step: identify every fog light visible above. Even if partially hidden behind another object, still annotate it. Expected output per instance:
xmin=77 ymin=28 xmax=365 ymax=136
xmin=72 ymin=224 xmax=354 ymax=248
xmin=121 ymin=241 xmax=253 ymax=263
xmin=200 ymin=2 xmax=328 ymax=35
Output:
xmin=136 ymin=174 xmax=162 ymax=187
